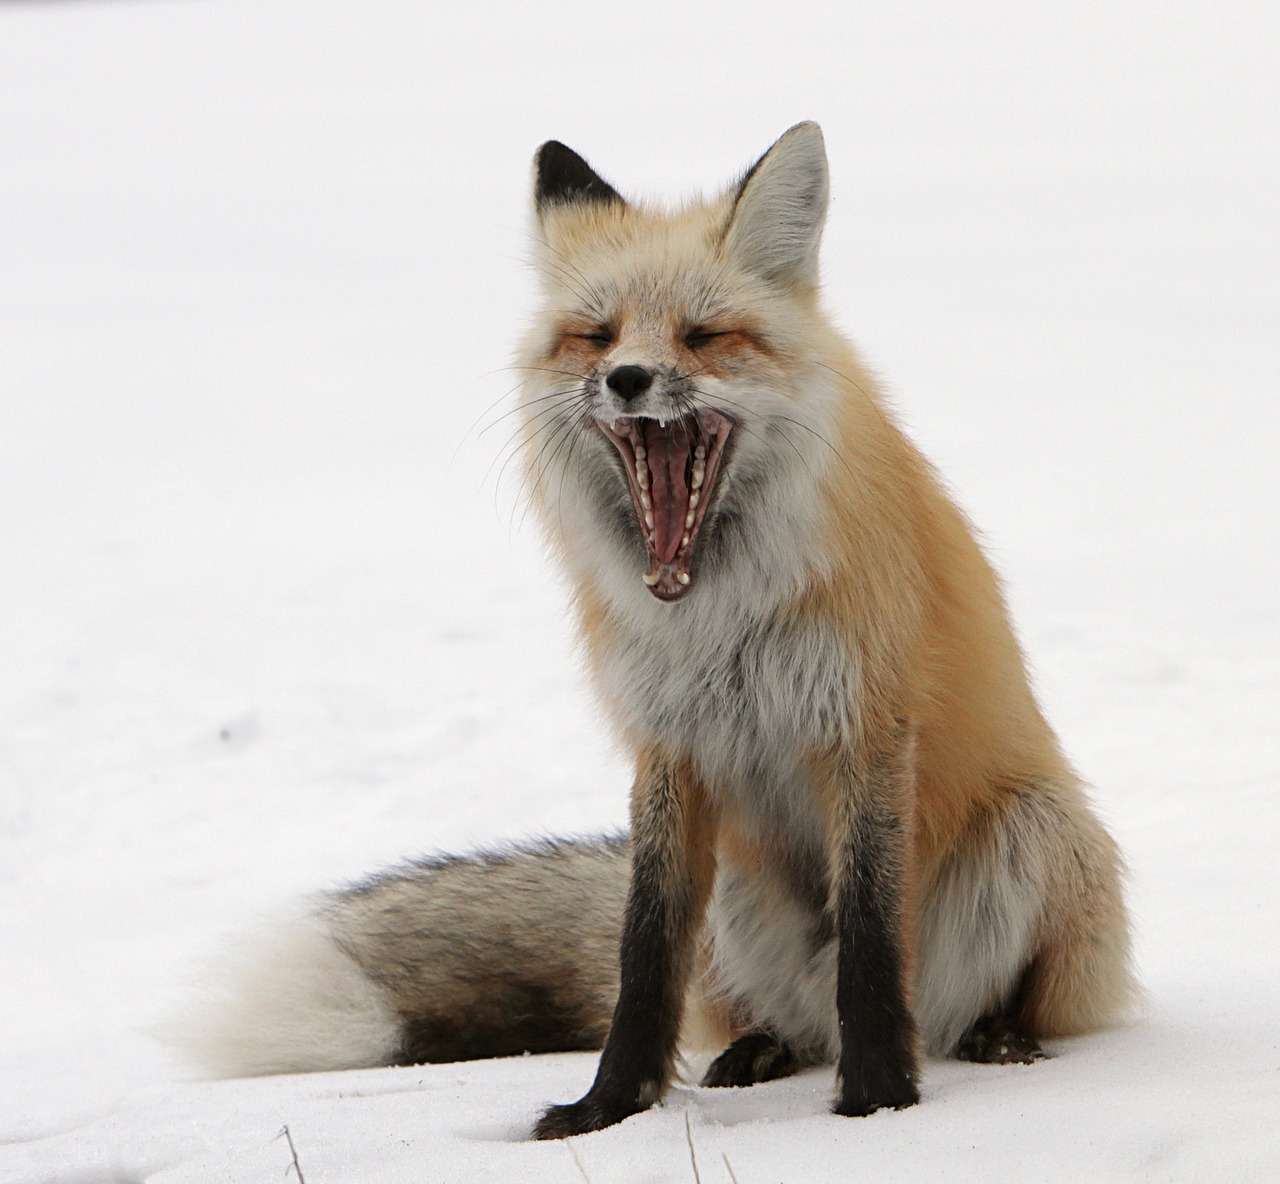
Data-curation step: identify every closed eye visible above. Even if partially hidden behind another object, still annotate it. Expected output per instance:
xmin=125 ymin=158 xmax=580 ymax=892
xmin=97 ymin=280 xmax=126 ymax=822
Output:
xmin=684 ymin=329 xmax=727 ymax=350
xmin=578 ymin=329 xmax=615 ymax=347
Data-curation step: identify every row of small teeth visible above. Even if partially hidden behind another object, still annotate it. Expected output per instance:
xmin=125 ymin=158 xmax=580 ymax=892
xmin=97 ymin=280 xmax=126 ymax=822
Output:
xmin=633 ymin=441 xmax=707 ymax=555
xmin=687 ymin=445 xmax=705 ymax=531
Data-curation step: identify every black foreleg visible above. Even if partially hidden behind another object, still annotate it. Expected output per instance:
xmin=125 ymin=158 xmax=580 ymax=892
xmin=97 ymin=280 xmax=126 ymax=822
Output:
xmin=817 ymin=732 xmax=921 ymax=1118
xmin=533 ymin=757 xmax=715 ymax=1139
xmin=833 ymin=807 xmax=920 ymax=1115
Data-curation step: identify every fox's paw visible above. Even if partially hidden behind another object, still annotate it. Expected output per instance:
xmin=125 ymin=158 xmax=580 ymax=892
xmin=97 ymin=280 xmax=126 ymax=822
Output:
xmin=954 ymin=1015 xmax=1047 ymax=1065
xmin=532 ymin=1095 xmax=644 ymax=1140
xmin=702 ymin=1033 xmax=800 ymax=1088
xmin=834 ymin=1072 xmax=920 ymax=1117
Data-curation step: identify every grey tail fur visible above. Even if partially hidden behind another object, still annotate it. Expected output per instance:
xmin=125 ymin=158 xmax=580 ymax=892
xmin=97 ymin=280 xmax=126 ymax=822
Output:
xmin=177 ymin=835 xmax=630 ymax=1078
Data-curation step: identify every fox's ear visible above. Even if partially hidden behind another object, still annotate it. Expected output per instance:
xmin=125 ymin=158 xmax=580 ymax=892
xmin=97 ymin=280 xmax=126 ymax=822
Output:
xmin=723 ymin=122 xmax=829 ymax=287
xmin=533 ymin=141 xmax=625 ymax=215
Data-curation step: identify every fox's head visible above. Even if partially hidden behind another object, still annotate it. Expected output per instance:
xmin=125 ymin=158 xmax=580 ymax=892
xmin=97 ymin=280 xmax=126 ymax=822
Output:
xmin=516 ymin=123 xmax=843 ymax=608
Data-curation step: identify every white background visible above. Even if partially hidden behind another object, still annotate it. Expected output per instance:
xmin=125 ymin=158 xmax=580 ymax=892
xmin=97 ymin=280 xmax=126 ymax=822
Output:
xmin=2 ymin=2 xmax=1277 ymax=1180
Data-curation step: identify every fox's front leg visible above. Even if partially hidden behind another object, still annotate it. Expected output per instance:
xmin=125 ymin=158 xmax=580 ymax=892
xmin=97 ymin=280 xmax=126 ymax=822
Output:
xmin=533 ymin=753 xmax=717 ymax=1139
xmin=820 ymin=732 xmax=922 ymax=1116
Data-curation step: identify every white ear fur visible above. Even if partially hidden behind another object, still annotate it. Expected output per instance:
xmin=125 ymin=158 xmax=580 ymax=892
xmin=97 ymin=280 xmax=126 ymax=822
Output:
xmin=723 ymin=122 xmax=829 ymax=288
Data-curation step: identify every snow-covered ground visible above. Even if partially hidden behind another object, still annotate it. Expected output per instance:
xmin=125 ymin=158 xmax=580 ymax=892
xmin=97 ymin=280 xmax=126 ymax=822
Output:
xmin=2 ymin=2 xmax=1277 ymax=1180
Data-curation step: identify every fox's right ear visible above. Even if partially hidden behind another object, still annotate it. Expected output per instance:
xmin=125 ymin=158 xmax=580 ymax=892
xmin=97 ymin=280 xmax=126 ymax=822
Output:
xmin=533 ymin=142 xmax=625 ymax=216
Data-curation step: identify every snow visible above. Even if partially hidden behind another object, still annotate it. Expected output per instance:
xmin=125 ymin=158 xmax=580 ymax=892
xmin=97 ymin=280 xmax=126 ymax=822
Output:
xmin=2 ymin=1 xmax=1277 ymax=1180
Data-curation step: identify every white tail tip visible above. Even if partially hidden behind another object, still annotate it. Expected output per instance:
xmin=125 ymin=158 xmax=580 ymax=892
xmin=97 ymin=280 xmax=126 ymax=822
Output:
xmin=165 ymin=908 xmax=402 ymax=1078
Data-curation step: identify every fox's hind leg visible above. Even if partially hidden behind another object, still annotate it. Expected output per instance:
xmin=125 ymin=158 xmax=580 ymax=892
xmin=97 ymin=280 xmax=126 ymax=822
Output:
xmin=915 ymin=779 xmax=1136 ymax=1058
xmin=1015 ymin=787 xmax=1136 ymax=1041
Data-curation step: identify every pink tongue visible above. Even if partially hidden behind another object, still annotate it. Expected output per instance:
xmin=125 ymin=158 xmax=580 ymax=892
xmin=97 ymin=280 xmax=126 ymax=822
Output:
xmin=645 ymin=430 xmax=691 ymax=564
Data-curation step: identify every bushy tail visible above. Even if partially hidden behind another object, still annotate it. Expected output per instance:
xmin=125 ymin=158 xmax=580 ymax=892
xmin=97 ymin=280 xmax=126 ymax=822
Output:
xmin=175 ymin=836 xmax=632 ymax=1078
xmin=176 ymin=908 xmax=406 ymax=1077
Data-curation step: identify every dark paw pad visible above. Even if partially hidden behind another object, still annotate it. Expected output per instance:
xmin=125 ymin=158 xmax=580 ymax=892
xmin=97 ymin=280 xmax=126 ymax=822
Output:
xmin=955 ymin=1016 xmax=1047 ymax=1065
xmin=702 ymin=1033 xmax=800 ymax=1088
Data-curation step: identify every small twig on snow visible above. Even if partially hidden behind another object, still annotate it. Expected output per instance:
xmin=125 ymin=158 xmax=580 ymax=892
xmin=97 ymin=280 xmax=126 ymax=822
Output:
xmin=565 ymin=1140 xmax=594 ymax=1184
xmin=722 ymin=1152 xmax=741 ymax=1184
xmin=278 ymin=1124 xmax=307 ymax=1184
xmin=684 ymin=1111 xmax=702 ymax=1184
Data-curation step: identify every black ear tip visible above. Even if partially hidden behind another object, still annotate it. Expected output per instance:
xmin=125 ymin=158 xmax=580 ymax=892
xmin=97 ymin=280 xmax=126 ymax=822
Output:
xmin=535 ymin=140 xmax=575 ymax=168
xmin=534 ymin=140 xmax=624 ymax=210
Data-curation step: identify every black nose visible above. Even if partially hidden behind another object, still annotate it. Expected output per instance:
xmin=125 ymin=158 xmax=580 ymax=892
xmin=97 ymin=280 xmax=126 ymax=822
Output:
xmin=606 ymin=365 xmax=653 ymax=401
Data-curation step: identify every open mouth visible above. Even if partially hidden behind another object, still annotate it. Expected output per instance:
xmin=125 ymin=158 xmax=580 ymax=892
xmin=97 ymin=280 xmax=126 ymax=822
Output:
xmin=599 ymin=409 xmax=733 ymax=601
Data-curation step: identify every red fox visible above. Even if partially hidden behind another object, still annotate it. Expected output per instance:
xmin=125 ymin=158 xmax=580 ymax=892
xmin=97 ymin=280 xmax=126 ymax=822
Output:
xmin=520 ymin=121 xmax=1134 ymax=1136
xmin=182 ymin=124 xmax=1134 ymax=1136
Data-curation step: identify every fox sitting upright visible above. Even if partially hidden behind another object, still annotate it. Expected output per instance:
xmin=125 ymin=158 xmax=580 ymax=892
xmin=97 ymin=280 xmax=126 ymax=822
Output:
xmin=519 ymin=122 xmax=1134 ymax=1137
xmin=180 ymin=124 xmax=1134 ymax=1137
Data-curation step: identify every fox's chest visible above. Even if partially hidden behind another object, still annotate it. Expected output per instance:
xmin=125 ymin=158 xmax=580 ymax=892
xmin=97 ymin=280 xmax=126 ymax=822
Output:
xmin=594 ymin=604 xmax=858 ymax=793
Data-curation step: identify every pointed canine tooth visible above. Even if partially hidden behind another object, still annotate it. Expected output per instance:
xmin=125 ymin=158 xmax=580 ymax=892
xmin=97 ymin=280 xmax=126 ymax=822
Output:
xmin=685 ymin=511 xmax=695 ymax=528
xmin=642 ymin=571 xmax=660 ymax=586
xmin=677 ymin=572 xmax=691 ymax=585
xmin=688 ymin=491 xmax=700 ymax=509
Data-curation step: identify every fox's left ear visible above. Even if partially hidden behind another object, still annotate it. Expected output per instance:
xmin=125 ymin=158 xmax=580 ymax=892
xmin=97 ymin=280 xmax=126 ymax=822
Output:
xmin=723 ymin=122 xmax=829 ymax=288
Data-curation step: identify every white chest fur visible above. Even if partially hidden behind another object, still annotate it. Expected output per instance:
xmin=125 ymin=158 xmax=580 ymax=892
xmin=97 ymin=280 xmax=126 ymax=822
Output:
xmin=592 ymin=589 xmax=858 ymax=851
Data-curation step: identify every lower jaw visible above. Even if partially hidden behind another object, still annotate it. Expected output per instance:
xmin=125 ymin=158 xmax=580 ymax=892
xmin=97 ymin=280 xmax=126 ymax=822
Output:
xmin=642 ymin=556 xmax=695 ymax=601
